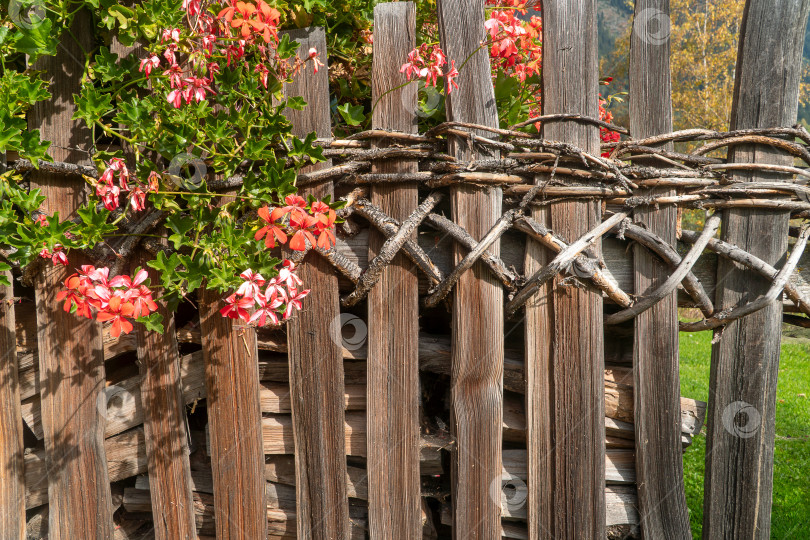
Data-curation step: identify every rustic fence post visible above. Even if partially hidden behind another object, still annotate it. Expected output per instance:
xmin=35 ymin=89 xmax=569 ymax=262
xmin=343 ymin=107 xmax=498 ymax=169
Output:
xmin=283 ymin=27 xmax=351 ymax=539
xmin=523 ymin=201 xmax=554 ymax=538
xmin=0 ymin=264 xmax=25 ymax=538
xmin=436 ymin=1 xmax=504 ymax=537
xmin=703 ymin=0 xmax=810 ymax=537
xmin=107 ymin=24 xmax=198 ymax=538
xmin=629 ymin=0 xmax=691 ymax=537
xmin=27 ymin=11 xmax=115 ymax=539
xmin=532 ymin=0 xmax=606 ymax=537
xmin=198 ymin=287 xmax=267 ymax=539
xmin=135 ymin=254 xmax=197 ymax=540
xmin=367 ymin=3 xmax=422 ymax=538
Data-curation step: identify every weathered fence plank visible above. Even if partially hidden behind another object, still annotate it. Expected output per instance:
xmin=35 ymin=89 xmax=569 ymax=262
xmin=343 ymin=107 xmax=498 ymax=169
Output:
xmin=107 ymin=25 xmax=198 ymax=537
xmin=0 ymin=267 xmax=25 ymax=538
xmin=198 ymin=287 xmax=267 ymax=539
xmin=27 ymin=10 xmax=114 ymax=539
xmin=283 ymin=27 xmax=351 ymax=539
xmin=703 ymin=0 xmax=810 ymax=537
xmin=437 ymin=1 xmax=504 ymax=537
xmin=629 ymin=1 xmax=691 ymax=537
xmin=524 ymin=201 xmax=554 ymax=538
xmin=536 ymin=0 xmax=606 ymax=537
xmin=135 ymin=254 xmax=197 ymax=540
xmin=367 ymin=3 xmax=422 ymax=538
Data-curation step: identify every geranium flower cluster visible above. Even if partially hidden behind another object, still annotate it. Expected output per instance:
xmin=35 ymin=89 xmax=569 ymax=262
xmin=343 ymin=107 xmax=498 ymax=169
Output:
xmin=400 ymin=43 xmax=459 ymax=94
xmin=39 ymin=244 xmax=67 ymax=266
xmin=220 ymin=263 xmax=310 ymax=326
xmin=138 ymin=0 xmax=318 ymax=109
xmin=94 ymin=158 xmax=156 ymax=212
xmin=484 ymin=7 xmax=542 ymax=82
xmin=599 ymin=78 xmax=621 ymax=156
xmin=255 ymin=195 xmax=337 ymax=252
xmin=56 ymin=266 xmax=159 ymax=338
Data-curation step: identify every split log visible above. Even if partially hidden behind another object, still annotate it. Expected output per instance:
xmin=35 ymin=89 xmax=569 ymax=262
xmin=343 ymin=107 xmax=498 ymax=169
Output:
xmin=121 ymin=488 xmax=367 ymax=539
xmin=439 ymin=485 xmax=639 ymax=535
xmin=133 ymin=253 xmax=196 ymax=539
xmin=198 ymin=285 xmax=267 ymax=539
xmin=19 ymin=344 xmax=705 ymax=450
xmin=25 ymin=428 xmax=148 ymax=509
xmin=437 ymin=1 xmax=505 ymax=536
xmin=629 ymin=0 xmax=691 ymax=536
xmin=703 ymin=1 xmax=810 ymax=537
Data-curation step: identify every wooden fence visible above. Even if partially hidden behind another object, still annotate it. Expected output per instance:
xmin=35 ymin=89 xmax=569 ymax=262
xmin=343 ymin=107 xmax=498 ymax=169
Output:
xmin=2 ymin=0 xmax=810 ymax=538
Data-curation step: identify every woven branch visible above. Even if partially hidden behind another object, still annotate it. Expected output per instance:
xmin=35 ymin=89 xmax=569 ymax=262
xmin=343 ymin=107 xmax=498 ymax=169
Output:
xmin=6 ymin=122 xmax=810 ymax=332
xmin=605 ymin=214 xmax=722 ymax=325
xmin=680 ymin=231 xmax=810 ymax=316
xmin=345 ymin=201 xmax=444 ymax=286
xmin=424 ymin=209 xmax=521 ymax=308
xmin=423 ymin=213 xmax=519 ymax=290
xmin=8 ymin=159 xmax=98 ymax=178
xmin=342 ymin=192 xmax=443 ymax=307
xmin=614 ymin=221 xmax=714 ymax=317
xmin=510 ymin=113 xmax=630 ymax=134
xmin=505 ymin=211 xmax=631 ymax=318
xmin=513 ymin=216 xmax=632 ymax=308
xmin=680 ymin=227 xmax=810 ymax=332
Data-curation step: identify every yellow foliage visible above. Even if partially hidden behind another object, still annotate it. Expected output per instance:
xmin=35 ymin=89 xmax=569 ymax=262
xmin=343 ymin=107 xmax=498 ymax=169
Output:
xmin=607 ymin=0 xmax=810 ymax=131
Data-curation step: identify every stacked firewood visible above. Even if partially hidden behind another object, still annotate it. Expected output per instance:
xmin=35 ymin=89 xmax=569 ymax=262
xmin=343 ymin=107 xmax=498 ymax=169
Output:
xmin=14 ymin=295 xmax=705 ymax=539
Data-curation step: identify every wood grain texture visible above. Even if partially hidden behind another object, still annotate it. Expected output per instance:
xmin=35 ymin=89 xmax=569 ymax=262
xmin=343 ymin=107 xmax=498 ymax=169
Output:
xmin=629 ymin=1 xmax=690 ymax=537
xmin=538 ymin=0 xmax=606 ymax=537
xmin=109 ymin=24 xmax=197 ymax=537
xmin=524 ymin=202 xmax=555 ymax=539
xmin=0 ymin=268 xmax=25 ymax=539
xmin=198 ymin=287 xmax=266 ymax=539
xmin=27 ymin=10 xmax=115 ymax=539
xmin=367 ymin=4 xmax=421 ymax=539
xmin=436 ymin=2 xmax=504 ymax=538
xmin=282 ymin=27 xmax=351 ymax=540
xmin=135 ymin=253 xmax=197 ymax=540
xmin=703 ymin=1 xmax=810 ymax=538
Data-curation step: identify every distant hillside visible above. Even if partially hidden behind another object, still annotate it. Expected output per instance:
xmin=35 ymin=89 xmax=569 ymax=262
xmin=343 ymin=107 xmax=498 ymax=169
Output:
xmin=596 ymin=0 xmax=810 ymax=128
xmin=598 ymin=0 xmax=632 ymax=59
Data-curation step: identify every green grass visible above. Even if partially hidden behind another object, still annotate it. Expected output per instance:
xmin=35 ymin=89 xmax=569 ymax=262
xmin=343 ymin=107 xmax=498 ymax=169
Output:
xmin=679 ymin=330 xmax=810 ymax=538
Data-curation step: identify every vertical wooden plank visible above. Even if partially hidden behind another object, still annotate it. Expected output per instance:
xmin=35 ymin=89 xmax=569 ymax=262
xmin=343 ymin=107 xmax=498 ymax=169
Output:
xmin=198 ymin=287 xmax=266 ymax=540
xmin=27 ymin=11 xmax=115 ymax=539
xmin=108 ymin=25 xmax=198 ymax=538
xmin=629 ymin=1 xmax=690 ymax=537
xmin=436 ymin=2 xmax=504 ymax=538
xmin=367 ymin=4 xmax=421 ymax=538
xmin=135 ymin=254 xmax=197 ymax=540
xmin=523 ymin=204 xmax=554 ymax=539
xmin=703 ymin=1 xmax=810 ymax=537
xmin=283 ymin=27 xmax=350 ymax=539
xmin=536 ymin=0 xmax=606 ymax=538
xmin=0 ymin=266 xmax=25 ymax=538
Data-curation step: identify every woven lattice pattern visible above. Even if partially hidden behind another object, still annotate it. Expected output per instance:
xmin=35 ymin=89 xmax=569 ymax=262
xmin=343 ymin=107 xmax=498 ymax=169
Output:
xmin=7 ymin=118 xmax=810 ymax=330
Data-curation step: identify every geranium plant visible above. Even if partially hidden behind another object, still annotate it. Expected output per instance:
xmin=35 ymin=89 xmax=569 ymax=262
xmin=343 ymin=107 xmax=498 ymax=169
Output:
xmin=0 ymin=0 xmax=346 ymax=336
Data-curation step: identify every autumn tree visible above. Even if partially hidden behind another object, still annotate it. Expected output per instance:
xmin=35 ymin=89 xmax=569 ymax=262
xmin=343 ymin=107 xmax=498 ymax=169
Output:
xmin=605 ymin=0 xmax=808 ymax=131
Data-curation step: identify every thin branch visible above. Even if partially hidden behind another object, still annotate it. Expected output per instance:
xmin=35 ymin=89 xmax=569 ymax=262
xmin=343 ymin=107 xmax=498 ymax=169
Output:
xmin=605 ymin=214 xmax=722 ymax=325
xmin=680 ymin=230 xmax=810 ymax=316
xmin=505 ymin=211 xmax=630 ymax=317
xmin=680 ymin=226 xmax=810 ymax=331
xmin=342 ymin=192 xmax=443 ymax=307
